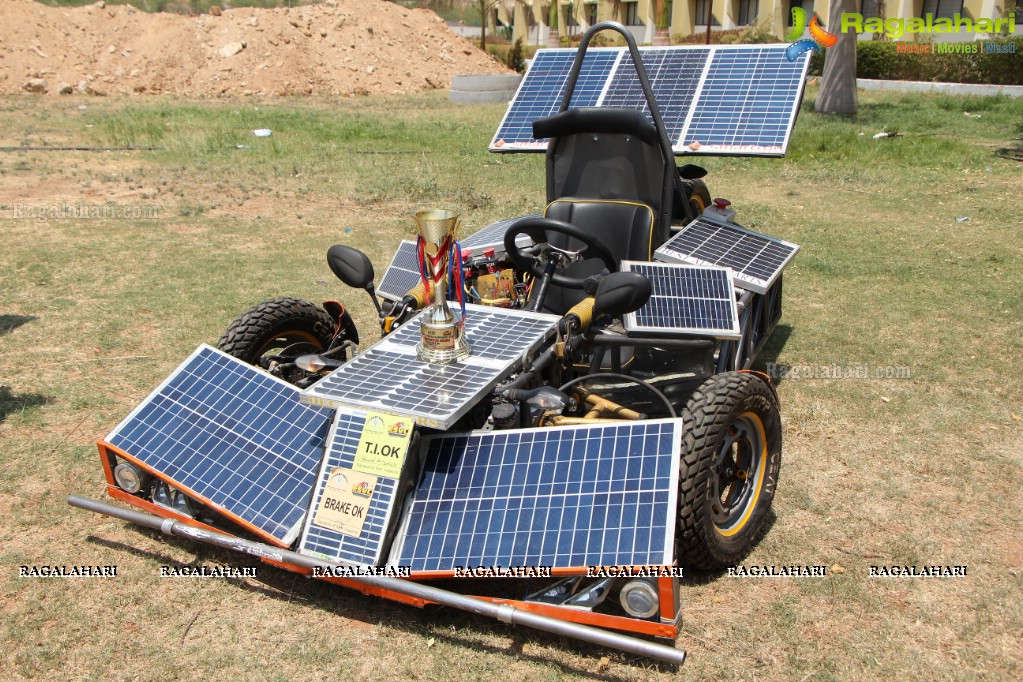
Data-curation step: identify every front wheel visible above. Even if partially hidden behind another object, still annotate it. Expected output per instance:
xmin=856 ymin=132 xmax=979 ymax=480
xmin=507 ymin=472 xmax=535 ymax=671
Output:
xmin=676 ymin=371 xmax=782 ymax=571
xmin=217 ymin=297 xmax=336 ymax=384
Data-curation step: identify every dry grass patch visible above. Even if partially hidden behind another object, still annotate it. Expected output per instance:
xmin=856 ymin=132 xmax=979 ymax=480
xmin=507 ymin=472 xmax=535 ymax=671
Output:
xmin=1 ymin=88 xmax=1021 ymax=680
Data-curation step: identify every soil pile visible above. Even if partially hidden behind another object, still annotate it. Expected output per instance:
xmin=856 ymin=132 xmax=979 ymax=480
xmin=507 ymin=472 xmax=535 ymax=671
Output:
xmin=0 ymin=0 xmax=509 ymax=97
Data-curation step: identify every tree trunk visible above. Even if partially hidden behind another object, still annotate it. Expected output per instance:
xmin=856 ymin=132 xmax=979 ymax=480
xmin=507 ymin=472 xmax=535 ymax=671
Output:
xmin=547 ymin=29 xmax=560 ymax=48
xmin=815 ymin=0 xmax=858 ymax=115
xmin=480 ymin=6 xmax=487 ymax=52
xmin=874 ymin=1 xmax=887 ymax=41
xmin=653 ymin=27 xmax=670 ymax=45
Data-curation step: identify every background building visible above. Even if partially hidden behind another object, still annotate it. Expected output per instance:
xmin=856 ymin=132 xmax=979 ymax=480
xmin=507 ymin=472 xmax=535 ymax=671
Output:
xmin=502 ymin=0 xmax=1019 ymax=45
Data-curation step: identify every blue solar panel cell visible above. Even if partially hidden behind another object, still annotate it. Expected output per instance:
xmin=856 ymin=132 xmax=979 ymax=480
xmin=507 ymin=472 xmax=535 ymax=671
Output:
xmin=622 ymin=261 xmax=740 ymax=339
xmin=680 ymin=48 xmax=810 ymax=154
xmin=459 ymin=214 xmax=541 ymax=253
xmin=491 ymin=49 xmax=621 ymax=150
xmin=601 ymin=47 xmax=710 ymax=146
xmin=390 ymin=420 xmax=682 ymax=572
xmin=377 ymin=240 xmax=420 ymax=301
xmin=384 ymin=307 xmax=557 ymax=362
xmin=490 ymin=44 xmax=808 ymax=156
xmin=105 ymin=345 xmax=334 ymax=546
xmin=654 ymin=217 xmax=800 ymax=294
xmin=298 ymin=410 xmax=406 ymax=566
xmin=302 ymin=305 xmax=558 ymax=430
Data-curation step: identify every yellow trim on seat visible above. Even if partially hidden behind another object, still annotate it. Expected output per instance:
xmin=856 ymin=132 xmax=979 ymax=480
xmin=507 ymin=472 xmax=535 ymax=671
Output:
xmin=544 ymin=198 xmax=656 ymax=261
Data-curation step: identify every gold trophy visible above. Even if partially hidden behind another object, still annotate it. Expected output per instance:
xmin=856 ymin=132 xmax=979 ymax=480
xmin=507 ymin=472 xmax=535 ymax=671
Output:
xmin=414 ymin=209 xmax=471 ymax=364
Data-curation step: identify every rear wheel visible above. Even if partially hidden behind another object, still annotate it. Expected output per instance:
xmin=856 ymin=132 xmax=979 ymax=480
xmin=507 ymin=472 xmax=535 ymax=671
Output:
xmin=217 ymin=297 xmax=336 ymax=383
xmin=676 ymin=371 xmax=781 ymax=571
xmin=682 ymin=178 xmax=711 ymax=218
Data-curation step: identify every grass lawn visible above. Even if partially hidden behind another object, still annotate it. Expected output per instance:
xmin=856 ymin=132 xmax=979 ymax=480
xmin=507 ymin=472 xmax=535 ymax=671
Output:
xmin=0 ymin=87 xmax=1021 ymax=681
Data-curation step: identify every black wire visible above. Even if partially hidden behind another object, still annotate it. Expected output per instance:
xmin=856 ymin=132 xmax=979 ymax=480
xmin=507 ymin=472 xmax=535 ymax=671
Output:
xmin=557 ymin=372 xmax=677 ymax=419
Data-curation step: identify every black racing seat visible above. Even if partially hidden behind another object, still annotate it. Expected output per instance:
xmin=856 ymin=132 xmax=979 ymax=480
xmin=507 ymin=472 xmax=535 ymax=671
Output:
xmin=544 ymin=199 xmax=655 ymax=262
xmin=527 ymin=107 xmax=669 ymax=315
xmin=538 ymin=198 xmax=655 ymax=314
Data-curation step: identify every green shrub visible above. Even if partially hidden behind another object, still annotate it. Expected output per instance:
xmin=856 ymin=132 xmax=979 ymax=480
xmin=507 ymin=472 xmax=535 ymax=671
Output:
xmin=486 ymin=41 xmax=539 ymax=69
xmin=506 ymin=37 xmax=526 ymax=73
xmin=808 ymin=37 xmax=1022 ymax=85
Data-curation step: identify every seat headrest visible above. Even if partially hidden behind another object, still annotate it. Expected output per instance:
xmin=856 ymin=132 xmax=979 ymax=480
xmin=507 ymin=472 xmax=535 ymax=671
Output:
xmin=532 ymin=107 xmax=659 ymax=146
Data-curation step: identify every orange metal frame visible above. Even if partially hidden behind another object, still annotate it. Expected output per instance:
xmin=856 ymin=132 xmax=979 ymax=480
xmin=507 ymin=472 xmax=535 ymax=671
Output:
xmin=98 ymin=441 xmax=682 ymax=639
xmin=99 ymin=440 xmax=293 ymax=547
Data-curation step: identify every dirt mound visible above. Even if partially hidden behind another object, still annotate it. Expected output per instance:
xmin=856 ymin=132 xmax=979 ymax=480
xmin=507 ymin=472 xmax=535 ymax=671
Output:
xmin=0 ymin=0 xmax=510 ymax=97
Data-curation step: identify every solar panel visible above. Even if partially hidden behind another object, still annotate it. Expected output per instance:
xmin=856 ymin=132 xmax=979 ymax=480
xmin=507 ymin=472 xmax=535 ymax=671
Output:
xmin=384 ymin=306 xmax=556 ymax=362
xmin=104 ymin=344 xmax=334 ymax=547
xmin=490 ymin=45 xmax=810 ymax=157
xmin=459 ymin=214 xmax=540 ymax=254
xmin=681 ymin=46 xmax=809 ymax=155
xmin=601 ymin=47 xmax=709 ymax=146
xmin=377 ymin=240 xmax=420 ymax=302
xmin=621 ymin=261 xmax=740 ymax=339
xmin=655 ymin=217 xmax=800 ymax=294
xmin=491 ymin=49 xmax=622 ymax=152
xmin=301 ymin=305 xmax=559 ymax=430
xmin=389 ymin=419 xmax=683 ymax=572
xmin=298 ymin=409 xmax=406 ymax=566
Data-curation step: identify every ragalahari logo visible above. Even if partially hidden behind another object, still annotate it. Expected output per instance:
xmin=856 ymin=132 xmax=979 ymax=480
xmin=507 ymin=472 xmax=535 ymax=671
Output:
xmin=786 ymin=9 xmax=839 ymax=61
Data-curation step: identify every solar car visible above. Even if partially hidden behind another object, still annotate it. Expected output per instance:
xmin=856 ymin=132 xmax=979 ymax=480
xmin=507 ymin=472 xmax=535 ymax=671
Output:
xmin=74 ymin=22 xmax=808 ymax=664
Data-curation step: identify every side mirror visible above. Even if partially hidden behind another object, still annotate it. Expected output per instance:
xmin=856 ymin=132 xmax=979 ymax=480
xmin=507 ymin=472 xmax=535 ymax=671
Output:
xmin=327 ymin=245 xmax=375 ymax=290
xmin=592 ymin=271 xmax=651 ymax=318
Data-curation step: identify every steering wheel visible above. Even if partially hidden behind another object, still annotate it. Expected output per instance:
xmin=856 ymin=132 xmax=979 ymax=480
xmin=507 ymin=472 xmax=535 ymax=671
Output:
xmin=504 ymin=218 xmax=618 ymax=290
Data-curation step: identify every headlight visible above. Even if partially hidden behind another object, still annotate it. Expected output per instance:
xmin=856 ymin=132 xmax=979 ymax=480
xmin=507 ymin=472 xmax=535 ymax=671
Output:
xmin=113 ymin=462 xmax=147 ymax=494
xmin=619 ymin=578 xmax=660 ymax=619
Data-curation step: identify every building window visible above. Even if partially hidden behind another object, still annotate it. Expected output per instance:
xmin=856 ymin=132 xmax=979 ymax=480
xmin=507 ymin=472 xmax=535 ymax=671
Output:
xmin=587 ymin=3 xmax=598 ymax=25
xmin=786 ymin=0 xmax=815 ymax=26
xmin=737 ymin=0 xmax=758 ymax=25
xmin=921 ymin=0 xmax=964 ymax=19
xmin=695 ymin=0 xmax=720 ymax=26
xmin=860 ymin=0 xmax=880 ymax=20
xmin=624 ymin=1 xmax=641 ymax=25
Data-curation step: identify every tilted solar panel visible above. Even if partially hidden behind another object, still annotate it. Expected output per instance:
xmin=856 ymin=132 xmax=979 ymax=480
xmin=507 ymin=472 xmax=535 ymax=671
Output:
xmin=298 ymin=409 xmax=406 ymax=566
xmin=622 ymin=261 xmax=740 ymax=339
xmin=301 ymin=305 xmax=559 ymax=430
xmin=104 ymin=344 xmax=334 ymax=546
xmin=459 ymin=214 xmax=540 ymax=253
xmin=489 ymin=44 xmax=810 ymax=157
xmin=654 ymin=217 xmax=800 ymax=294
xmin=377 ymin=240 xmax=420 ymax=302
xmin=490 ymin=49 xmax=622 ymax=151
xmin=681 ymin=46 xmax=808 ymax=155
xmin=384 ymin=308 xmax=557 ymax=362
xmin=389 ymin=419 xmax=683 ymax=572
xmin=601 ymin=47 xmax=710 ymax=147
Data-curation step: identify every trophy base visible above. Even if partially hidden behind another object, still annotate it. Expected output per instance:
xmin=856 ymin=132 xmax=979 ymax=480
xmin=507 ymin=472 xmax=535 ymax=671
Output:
xmin=416 ymin=319 xmax=471 ymax=365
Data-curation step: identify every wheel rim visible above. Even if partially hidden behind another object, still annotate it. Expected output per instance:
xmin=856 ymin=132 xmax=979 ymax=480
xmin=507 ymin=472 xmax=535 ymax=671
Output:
xmin=690 ymin=194 xmax=707 ymax=216
xmin=711 ymin=411 xmax=767 ymax=537
xmin=253 ymin=330 xmax=326 ymax=364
